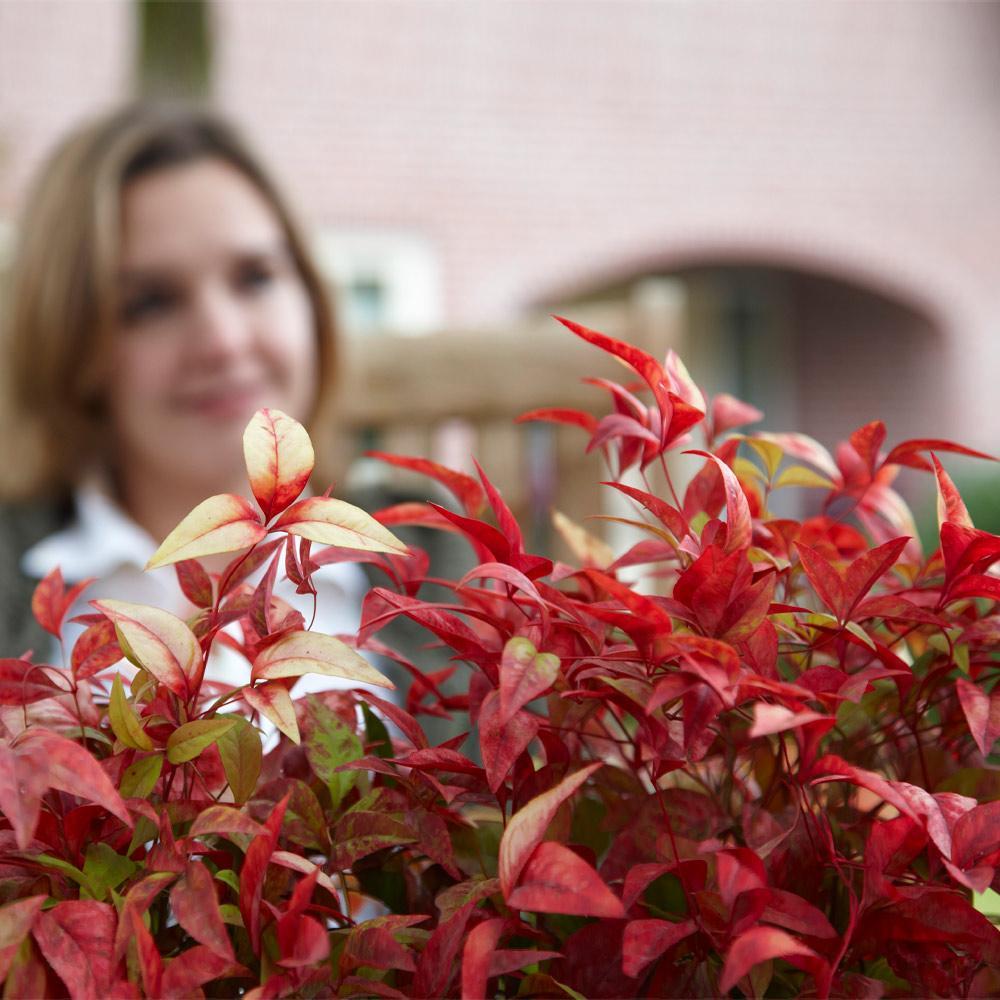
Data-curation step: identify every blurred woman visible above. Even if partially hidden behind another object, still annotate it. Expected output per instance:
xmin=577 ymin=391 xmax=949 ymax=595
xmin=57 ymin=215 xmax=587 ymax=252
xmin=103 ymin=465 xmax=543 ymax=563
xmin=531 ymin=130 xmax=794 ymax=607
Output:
xmin=0 ymin=103 xmax=361 ymax=681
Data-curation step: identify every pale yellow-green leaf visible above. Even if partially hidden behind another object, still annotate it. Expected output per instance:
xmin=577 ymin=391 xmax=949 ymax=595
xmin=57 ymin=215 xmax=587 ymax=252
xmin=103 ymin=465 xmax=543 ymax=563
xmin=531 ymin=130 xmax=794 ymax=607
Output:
xmin=746 ymin=438 xmax=784 ymax=479
xmin=845 ymin=621 xmax=877 ymax=651
xmin=109 ymin=673 xmax=154 ymax=751
xmin=244 ymin=683 xmax=300 ymax=743
xmin=216 ymin=716 xmax=263 ymax=804
xmin=588 ymin=514 xmax=675 ymax=545
xmin=775 ymin=465 xmax=837 ymax=490
xmin=243 ymin=408 xmax=314 ymax=520
xmin=251 ymin=630 xmax=394 ymax=689
xmin=734 ymin=455 xmax=767 ymax=484
xmin=119 ymin=754 xmax=163 ymax=799
xmin=145 ymin=493 xmax=266 ymax=570
xmin=273 ymin=496 xmax=407 ymax=555
xmin=551 ymin=510 xmax=614 ymax=569
xmin=94 ymin=600 xmax=199 ymax=698
xmin=166 ymin=717 xmax=237 ymax=764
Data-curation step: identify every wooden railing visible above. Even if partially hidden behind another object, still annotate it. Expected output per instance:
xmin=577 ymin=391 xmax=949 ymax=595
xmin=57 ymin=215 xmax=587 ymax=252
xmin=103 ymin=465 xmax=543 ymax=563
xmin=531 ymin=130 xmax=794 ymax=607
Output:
xmin=335 ymin=286 xmax=687 ymax=558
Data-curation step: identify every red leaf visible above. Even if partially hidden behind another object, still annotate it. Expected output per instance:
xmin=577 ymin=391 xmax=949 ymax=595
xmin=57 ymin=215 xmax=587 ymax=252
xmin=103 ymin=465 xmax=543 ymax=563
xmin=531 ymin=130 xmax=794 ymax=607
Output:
xmin=516 ymin=407 xmax=600 ymax=436
xmin=461 ymin=918 xmax=504 ymax=999
xmin=34 ymin=901 xmax=117 ymax=1000
xmin=508 ymin=841 xmax=625 ymax=918
xmin=685 ymin=451 xmax=752 ymax=552
xmin=239 ymin=793 xmax=289 ymax=954
xmin=719 ymin=926 xmax=824 ymax=994
xmin=411 ymin=903 xmax=475 ymax=998
xmin=716 ymin=848 xmax=767 ymax=909
xmin=499 ymin=762 xmax=602 ymax=895
xmin=32 ymin=568 xmax=94 ymax=639
xmin=842 ymin=536 xmax=908 ymax=615
xmin=746 ymin=889 xmax=837 ymax=939
xmin=160 ymin=945 xmax=248 ymax=999
xmin=113 ymin=873 xmax=177 ymax=965
xmin=795 ymin=542 xmax=848 ymax=619
xmin=276 ymin=913 xmax=329 ymax=967
xmin=948 ymin=573 xmax=1000 ymax=603
xmin=170 ymin=860 xmax=234 ymax=961
xmin=749 ymin=704 xmax=833 ymax=738
xmin=849 ymin=420 xmax=886 ymax=478
xmin=71 ymin=618 xmax=123 ymax=678
xmin=367 ymin=450 xmax=487 ymax=517
xmin=585 ymin=569 xmax=674 ymax=637
xmin=602 ymin=481 xmax=688 ymax=540
xmin=0 ymin=730 xmax=131 ymax=848
xmin=343 ymin=921 xmax=419 ymax=973
xmin=0 ymin=658 xmax=63 ymax=706
xmin=360 ymin=690 xmax=428 ymax=749
xmin=556 ymin=316 xmax=700 ymax=451
xmin=479 ymin=690 xmax=539 ymax=794
xmin=952 ymin=800 xmax=1000 ymax=870
xmin=0 ymin=896 xmax=46 ymax=982
xmin=883 ymin=437 xmax=996 ymax=471
xmin=498 ymin=636 xmax=560 ymax=726
xmin=931 ymin=454 xmax=974 ymax=530
xmin=130 ymin=905 xmax=164 ymax=999
xmin=956 ymin=678 xmax=1000 ymax=757
xmin=622 ymin=918 xmax=697 ymax=979
xmin=174 ymin=559 xmax=214 ymax=609
xmin=711 ymin=393 xmax=764 ymax=439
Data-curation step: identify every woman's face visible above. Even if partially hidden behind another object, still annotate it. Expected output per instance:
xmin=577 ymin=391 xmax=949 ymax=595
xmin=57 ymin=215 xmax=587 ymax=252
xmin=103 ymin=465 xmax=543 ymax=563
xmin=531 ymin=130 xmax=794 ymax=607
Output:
xmin=108 ymin=158 xmax=318 ymax=497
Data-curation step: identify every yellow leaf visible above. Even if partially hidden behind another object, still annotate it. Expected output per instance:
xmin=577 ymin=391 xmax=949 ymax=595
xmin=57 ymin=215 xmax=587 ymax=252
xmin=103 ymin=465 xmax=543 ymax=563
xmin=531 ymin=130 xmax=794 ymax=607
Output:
xmin=166 ymin=717 xmax=237 ymax=764
xmin=146 ymin=493 xmax=267 ymax=570
xmin=243 ymin=408 xmax=315 ymax=521
xmin=551 ymin=510 xmax=614 ymax=569
xmin=273 ymin=497 xmax=407 ymax=554
xmin=109 ymin=674 xmax=154 ymax=751
xmin=251 ymin=630 xmax=393 ymax=689
xmin=746 ymin=438 xmax=784 ymax=480
xmin=734 ymin=456 xmax=767 ymax=484
xmin=775 ymin=465 xmax=837 ymax=490
xmin=94 ymin=601 xmax=199 ymax=698
xmin=244 ymin=683 xmax=299 ymax=743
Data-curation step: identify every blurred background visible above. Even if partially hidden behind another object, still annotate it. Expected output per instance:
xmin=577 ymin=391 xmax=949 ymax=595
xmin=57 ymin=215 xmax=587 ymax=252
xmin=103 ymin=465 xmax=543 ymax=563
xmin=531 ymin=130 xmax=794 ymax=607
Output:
xmin=2 ymin=0 xmax=1000 ymax=551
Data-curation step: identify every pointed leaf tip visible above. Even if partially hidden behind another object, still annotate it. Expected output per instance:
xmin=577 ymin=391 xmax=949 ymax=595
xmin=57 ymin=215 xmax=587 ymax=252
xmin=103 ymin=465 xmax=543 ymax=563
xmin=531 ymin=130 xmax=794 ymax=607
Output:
xmin=146 ymin=493 xmax=266 ymax=570
xmin=274 ymin=496 xmax=407 ymax=554
xmin=243 ymin=408 xmax=315 ymax=521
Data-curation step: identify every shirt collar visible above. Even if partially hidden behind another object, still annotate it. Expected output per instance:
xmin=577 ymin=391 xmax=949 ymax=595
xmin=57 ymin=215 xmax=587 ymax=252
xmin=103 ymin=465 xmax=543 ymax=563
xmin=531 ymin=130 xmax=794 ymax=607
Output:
xmin=21 ymin=477 xmax=158 ymax=582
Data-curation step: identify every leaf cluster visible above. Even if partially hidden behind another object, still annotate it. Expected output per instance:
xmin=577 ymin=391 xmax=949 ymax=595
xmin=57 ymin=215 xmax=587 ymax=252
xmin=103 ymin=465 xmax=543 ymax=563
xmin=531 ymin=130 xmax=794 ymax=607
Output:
xmin=2 ymin=322 xmax=1000 ymax=998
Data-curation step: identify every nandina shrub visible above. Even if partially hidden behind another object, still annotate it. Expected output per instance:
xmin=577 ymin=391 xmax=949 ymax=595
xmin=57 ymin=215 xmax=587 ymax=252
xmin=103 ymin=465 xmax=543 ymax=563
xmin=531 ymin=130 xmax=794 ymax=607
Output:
xmin=3 ymin=317 xmax=1000 ymax=998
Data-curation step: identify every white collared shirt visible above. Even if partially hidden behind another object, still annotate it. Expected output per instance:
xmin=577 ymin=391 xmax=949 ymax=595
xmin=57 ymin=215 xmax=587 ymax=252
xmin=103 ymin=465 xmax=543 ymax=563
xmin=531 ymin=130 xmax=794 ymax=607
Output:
xmin=21 ymin=479 xmax=372 ymax=697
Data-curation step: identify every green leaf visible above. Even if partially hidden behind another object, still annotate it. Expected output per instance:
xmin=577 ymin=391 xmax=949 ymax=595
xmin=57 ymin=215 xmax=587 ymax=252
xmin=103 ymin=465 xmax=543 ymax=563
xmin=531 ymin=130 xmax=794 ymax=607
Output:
xmin=218 ymin=903 xmax=244 ymax=927
xmin=109 ymin=673 xmax=154 ymax=751
xmin=746 ymin=438 xmax=783 ymax=479
xmin=166 ymin=716 xmax=237 ymax=764
xmin=119 ymin=754 xmax=164 ymax=799
xmin=845 ymin=620 xmax=877 ymax=651
xmin=362 ymin=703 xmax=393 ymax=759
xmin=34 ymin=854 xmax=91 ymax=893
xmin=775 ymin=464 xmax=836 ymax=490
xmin=81 ymin=842 xmax=136 ymax=901
xmin=214 ymin=869 xmax=241 ymax=895
xmin=216 ymin=716 xmax=262 ymax=804
xmin=302 ymin=696 xmax=362 ymax=811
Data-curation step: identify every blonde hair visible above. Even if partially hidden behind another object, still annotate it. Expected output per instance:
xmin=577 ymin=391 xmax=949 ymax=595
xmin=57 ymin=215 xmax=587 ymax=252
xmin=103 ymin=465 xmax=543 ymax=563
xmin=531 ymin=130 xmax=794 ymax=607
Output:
xmin=0 ymin=103 xmax=339 ymax=501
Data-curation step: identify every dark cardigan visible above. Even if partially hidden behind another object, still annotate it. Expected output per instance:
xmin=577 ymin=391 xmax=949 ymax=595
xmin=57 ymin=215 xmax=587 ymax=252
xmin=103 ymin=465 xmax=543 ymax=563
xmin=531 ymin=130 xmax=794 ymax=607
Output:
xmin=0 ymin=498 xmax=72 ymax=658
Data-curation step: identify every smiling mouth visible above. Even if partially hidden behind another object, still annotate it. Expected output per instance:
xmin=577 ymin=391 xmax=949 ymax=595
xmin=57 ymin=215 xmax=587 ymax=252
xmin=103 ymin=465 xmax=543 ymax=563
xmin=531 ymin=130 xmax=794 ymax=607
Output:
xmin=173 ymin=385 xmax=268 ymax=419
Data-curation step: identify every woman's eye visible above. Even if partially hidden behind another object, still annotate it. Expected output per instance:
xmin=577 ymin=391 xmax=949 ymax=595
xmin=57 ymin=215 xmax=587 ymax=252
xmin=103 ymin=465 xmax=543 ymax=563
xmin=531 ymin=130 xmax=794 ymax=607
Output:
xmin=234 ymin=262 xmax=275 ymax=293
xmin=120 ymin=288 xmax=178 ymax=324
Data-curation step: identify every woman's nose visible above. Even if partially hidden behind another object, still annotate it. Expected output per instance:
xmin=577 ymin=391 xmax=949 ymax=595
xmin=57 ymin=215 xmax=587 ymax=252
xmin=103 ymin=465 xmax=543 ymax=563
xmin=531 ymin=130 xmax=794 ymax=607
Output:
xmin=187 ymin=286 xmax=250 ymax=360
